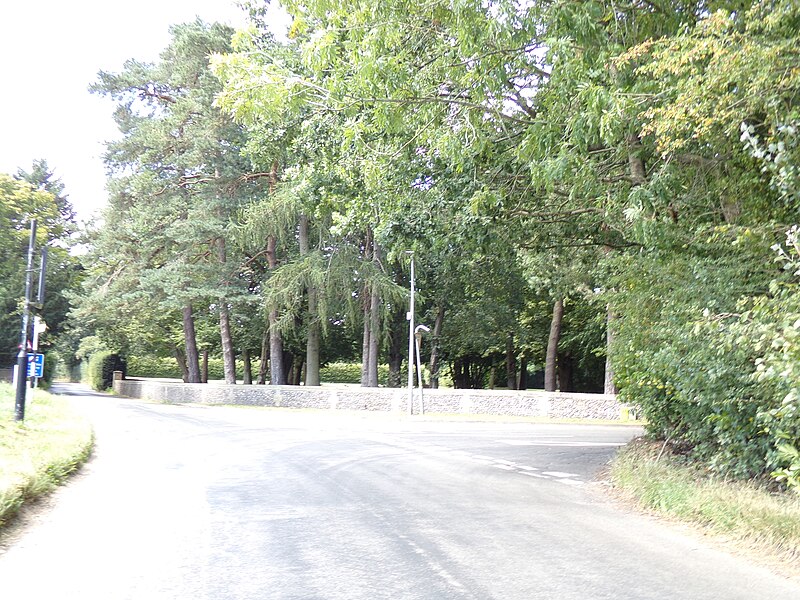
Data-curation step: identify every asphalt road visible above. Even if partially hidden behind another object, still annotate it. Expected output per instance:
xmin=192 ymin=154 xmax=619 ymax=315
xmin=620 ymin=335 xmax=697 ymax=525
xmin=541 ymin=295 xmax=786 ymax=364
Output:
xmin=1 ymin=383 xmax=798 ymax=599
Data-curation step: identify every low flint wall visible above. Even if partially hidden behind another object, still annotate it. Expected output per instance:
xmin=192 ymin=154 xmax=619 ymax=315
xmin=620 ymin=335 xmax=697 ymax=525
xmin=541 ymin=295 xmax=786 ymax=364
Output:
xmin=113 ymin=377 xmax=628 ymax=421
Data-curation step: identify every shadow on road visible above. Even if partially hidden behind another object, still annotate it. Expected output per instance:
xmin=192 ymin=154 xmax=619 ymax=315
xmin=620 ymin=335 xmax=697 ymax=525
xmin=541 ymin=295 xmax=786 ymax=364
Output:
xmin=49 ymin=383 xmax=110 ymax=398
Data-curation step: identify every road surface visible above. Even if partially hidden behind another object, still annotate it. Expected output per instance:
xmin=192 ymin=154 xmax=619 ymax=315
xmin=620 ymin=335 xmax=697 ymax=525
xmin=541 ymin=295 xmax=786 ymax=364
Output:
xmin=0 ymin=383 xmax=797 ymax=599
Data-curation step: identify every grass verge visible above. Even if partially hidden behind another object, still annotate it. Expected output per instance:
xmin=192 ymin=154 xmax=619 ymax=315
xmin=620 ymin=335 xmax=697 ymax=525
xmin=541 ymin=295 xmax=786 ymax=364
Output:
xmin=0 ymin=383 xmax=94 ymax=529
xmin=609 ymin=439 xmax=800 ymax=566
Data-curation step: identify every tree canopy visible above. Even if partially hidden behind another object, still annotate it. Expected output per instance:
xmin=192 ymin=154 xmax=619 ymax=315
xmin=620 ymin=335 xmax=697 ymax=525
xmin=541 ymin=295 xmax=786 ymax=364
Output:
xmin=51 ymin=0 xmax=800 ymax=489
xmin=1 ymin=162 xmax=82 ymax=369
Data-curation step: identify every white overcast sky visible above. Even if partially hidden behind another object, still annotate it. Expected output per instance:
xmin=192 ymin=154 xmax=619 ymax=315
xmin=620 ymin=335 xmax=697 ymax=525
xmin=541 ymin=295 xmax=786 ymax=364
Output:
xmin=0 ymin=1 xmax=287 ymax=222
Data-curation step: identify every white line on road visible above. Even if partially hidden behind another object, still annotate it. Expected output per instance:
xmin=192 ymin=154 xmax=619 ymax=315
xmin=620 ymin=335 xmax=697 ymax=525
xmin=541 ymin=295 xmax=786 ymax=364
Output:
xmin=558 ymin=479 xmax=585 ymax=486
xmin=470 ymin=454 xmax=496 ymax=461
xmin=542 ymin=471 xmax=580 ymax=478
xmin=397 ymin=535 xmax=469 ymax=594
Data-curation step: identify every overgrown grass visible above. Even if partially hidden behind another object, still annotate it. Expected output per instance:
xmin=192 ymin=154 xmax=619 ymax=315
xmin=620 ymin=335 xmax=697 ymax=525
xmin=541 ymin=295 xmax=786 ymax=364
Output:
xmin=610 ymin=439 xmax=800 ymax=564
xmin=0 ymin=383 xmax=94 ymax=529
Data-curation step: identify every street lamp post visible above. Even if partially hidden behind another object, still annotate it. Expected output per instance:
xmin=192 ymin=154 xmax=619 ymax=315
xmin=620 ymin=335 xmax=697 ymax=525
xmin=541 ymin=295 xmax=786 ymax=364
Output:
xmin=406 ymin=252 xmax=415 ymax=415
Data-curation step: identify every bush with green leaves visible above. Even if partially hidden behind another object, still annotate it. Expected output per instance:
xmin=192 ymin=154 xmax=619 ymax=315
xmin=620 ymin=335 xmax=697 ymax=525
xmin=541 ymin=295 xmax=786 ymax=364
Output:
xmin=319 ymin=362 xmax=389 ymax=385
xmin=730 ymin=228 xmax=800 ymax=489
xmin=613 ymin=226 xmax=800 ymax=489
xmin=126 ymin=356 xmax=398 ymax=386
xmin=39 ymin=350 xmax=56 ymax=388
xmin=87 ymin=352 xmax=126 ymax=391
xmin=126 ymin=356 xmax=254 ymax=381
xmin=126 ymin=356 xmax=182 ymax=379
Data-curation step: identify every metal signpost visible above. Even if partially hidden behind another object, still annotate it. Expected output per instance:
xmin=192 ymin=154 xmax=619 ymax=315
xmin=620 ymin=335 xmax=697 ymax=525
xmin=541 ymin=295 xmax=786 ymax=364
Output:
xmin=14 ymin=220 xmax=46 ymax=421
xmin=14 ymin=220 xmax=37 ymax=421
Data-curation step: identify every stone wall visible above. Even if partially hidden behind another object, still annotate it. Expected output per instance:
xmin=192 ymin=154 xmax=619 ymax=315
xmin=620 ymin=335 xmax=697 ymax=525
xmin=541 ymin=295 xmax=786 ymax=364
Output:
xmin=113 ymin=378 xmax=629 ymax=421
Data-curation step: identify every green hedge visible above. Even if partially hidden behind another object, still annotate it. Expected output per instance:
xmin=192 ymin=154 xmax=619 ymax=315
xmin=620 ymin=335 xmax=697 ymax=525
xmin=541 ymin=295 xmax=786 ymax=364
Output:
xmin=87 ymin=352 xmax=126 ymax=391
xmin=126 ymin=357 xmax=395 ymax=385
xmin=39 ymin=351 xmax=56 ymax=388
xmin=127 ymin=356 xmax=182 ymax=379
xmin=126 ymin=356 xmax=256 ymax=380
xmin=319 ymin=362 xmax=389 ymax=385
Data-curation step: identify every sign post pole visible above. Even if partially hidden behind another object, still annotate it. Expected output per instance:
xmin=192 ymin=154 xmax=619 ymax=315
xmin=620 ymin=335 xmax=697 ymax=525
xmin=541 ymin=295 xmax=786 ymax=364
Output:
xmin=14 ymin=220 xmax=37 ymax=422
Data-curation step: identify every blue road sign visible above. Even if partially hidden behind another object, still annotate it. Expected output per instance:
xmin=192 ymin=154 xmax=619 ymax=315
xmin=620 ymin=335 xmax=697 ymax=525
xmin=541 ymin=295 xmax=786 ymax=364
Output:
xmin=27 ymin=353 xmax=44 ymax=378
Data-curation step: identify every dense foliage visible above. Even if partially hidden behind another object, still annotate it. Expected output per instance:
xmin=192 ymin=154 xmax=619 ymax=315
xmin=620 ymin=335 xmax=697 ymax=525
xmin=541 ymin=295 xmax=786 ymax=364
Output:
xmin=87 ymin=352 xmax=126 ymax=392
xmin=0 ymin=163 xmax=82 ymax=371
xmin=42 ymin=1 xmax=797 ymax=488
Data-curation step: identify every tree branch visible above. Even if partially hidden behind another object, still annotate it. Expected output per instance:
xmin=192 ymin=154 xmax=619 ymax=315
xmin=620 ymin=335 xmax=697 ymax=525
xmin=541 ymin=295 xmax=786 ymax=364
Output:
xmin=510 ymin=207 xmax=604 ymax=219
xmin=673 ymin=153 xmax=727 ymax=168
xmin=135 ymin=84 xmax=177 ymax=104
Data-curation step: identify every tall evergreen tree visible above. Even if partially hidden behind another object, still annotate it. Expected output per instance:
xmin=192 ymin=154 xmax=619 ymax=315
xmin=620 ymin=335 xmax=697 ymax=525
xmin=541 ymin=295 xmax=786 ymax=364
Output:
xmin=86 ymin=20 xmax=258 ymax=382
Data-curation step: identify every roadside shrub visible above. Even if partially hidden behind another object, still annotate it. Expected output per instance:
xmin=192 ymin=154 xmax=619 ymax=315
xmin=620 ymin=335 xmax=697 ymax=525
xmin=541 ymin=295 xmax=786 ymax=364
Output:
xmin=127 ymin=357 xmax=400 ymax=386
xmin=127 ymin=356 xmax=182 ymax=379
xmin=320 ymin=362 xmax=389 ymax=385
xmin=612 ymin=226 xmax=800 ymax=488
xmin=87 ymin=352 xmax=126 ymax=391
xmin=39 ymin=350 xmax=57 ymax=388
xmin=126 ymin=355 xmax=258 ymax=381
xmin=207 ymin=358 xmax=245 ymax=381
xmin=733 ymin=228 xmax=800 ymax=490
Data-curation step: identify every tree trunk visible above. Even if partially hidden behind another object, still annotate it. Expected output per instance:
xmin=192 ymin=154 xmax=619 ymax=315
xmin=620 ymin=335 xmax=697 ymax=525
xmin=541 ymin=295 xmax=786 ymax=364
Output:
xmin=216 ymin=238 xmax=237 ymax=385
xmin=360 ymin=228 xmax=374 ymax=387
xmin=505 ymin=332 xmax=517 ymax=390
xmin=299 ymin=212 xmax=310 ymax=253
xmin=306 ymin=303 xmax=321 ymax=386
xmin=242 ymin=347 xmax=252 ymax=385
xmin=201 ymin=349 xmax=208 ymax=384
xmin=219 ymin=303 xmax=236 ymax=384
xmin=627 ymin=133 xmax=646 ymax=186
xmin=544 ymin=298 xmax=564 ymax=392
xmin=558 ymin=352 xmax=574 ymax=392
xmin=388 ymin=344 xmax=403 ymax=388
xmin=366 ymin=239 xmax=382 ymax=387
xmin=387 ymin=304 xmax=405 ymax=388
xmin=282 ymin=350 xmax=295 ymax=385
xmin=605 ymin=305 xmax=618 ymax=394
xmin=257 ymin=328 xmax=269 ymax=384
xmin=428 ymin=305 xmax=444 ymax=389
xmin=268 ymin=308 xmax=284 ymax=385
xmin=361 ymin=305 xmax=371 ymax=386
xmin=173 ymin=343 xmax=189 ymax=383
xmin=488 ymin=366 xmax=497 ymax=390
xmin=293 ymin=355 xmax=304 ymax=386
xmin=182 ymin=304 xmax=201 ymax=383
xmin=265 ymin=161 xmax=286 ymax=386
xmin=367 ymin=285 xmax=381 ymax=387
xmin=453 ymin=358 xmax=464 ymax=389
xmin=267 ymin=234 xmax=285 ymax=385
xmin=518 ymin=355 xmax=528 ymax=390
xmin=299 ymin=214 xmax=321 ymax=386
